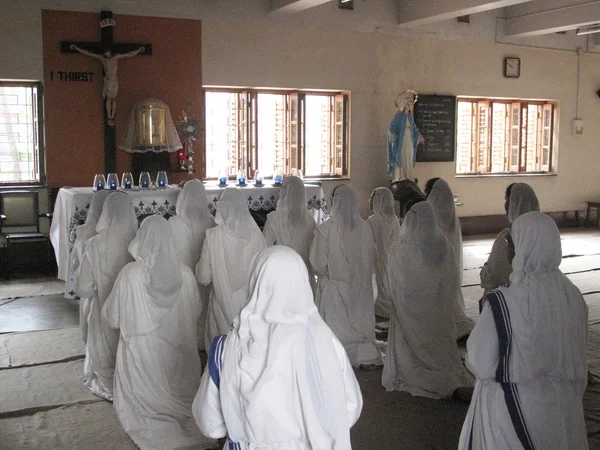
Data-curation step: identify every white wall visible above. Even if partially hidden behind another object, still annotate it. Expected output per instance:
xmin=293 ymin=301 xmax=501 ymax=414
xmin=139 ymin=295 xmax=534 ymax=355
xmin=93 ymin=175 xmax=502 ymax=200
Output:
xmin=202 ymin=19 xmax=600 ymax=217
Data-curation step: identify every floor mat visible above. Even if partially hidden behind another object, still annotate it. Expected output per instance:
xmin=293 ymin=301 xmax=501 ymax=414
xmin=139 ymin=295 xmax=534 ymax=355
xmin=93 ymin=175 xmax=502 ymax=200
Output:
xmin=0 ymin=359 xmax=98 ymax=417
xmin=0 ymin=278 xmax=65 ymax=301
xmin=0 ymin=401 xmax=136 ymax=450
xmin=0 ymin=326 xmax=84 ymax=369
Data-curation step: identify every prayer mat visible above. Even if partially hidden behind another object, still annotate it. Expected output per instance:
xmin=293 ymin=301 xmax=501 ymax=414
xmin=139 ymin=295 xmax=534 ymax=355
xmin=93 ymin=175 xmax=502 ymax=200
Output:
xmin=0 ymin=278 xmax=65 ymax=301
xmin=0 ymin=326 xmax=83 ymax=369
xmin=0 ymin=359 xmax=97 ymax=417
xmin=0 ymin=401 xmax=136 ymax=450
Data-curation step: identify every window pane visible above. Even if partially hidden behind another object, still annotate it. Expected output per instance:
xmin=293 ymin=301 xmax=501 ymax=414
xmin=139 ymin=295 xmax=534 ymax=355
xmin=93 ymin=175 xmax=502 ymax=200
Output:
xmin=257 ymin=93 xmax=287 ymax=178
xmin=491 ymin=103 xmax=507 ymax=172
xmin=0 ymin=85 xmax=39 ymax=183
xmin=205 ymin=92 xmax=238 ymax=178
xmin=456 ymin=101 xmax=474 ymax=173
xmin=335 ymin=100 xmax=343 ymax=122
xmin=291 ymin=98 xmax=298 ymax=122
xmin=305 ymin=95 xmax=331 ymax=176
xmin=525 ymin=105 xmax=540 ymax=172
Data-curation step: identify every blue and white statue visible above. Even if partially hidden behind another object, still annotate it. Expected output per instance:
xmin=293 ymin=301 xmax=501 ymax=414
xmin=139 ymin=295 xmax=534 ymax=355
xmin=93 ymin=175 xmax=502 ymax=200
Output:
xmin=387 ymin=90 xmax=424 ymax=182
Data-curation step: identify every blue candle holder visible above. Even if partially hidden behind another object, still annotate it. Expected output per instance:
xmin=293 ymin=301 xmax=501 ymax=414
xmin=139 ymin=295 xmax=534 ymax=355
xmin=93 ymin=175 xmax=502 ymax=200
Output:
xmin=219 ymin=177 xmax=227 ymax=186
xmin=158 ymin=180 xmax=165 ymax=188
xmin=96 ymin=183 xmax=104 ymax=191
xmin=124 ymin=181 xmax=132 ymax=189
xmin=238 ymin=177 xmax=246 ymax=186
xmin=109 ymin=182 xmax=117 ymax=190
xmin=274 ymin=177 xmax=282 ymax=185
xmin=142 ymin=181 xmax=149 ymax=188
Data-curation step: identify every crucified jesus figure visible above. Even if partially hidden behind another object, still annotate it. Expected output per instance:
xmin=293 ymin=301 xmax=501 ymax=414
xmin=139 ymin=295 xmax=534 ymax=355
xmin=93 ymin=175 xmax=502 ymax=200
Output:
xmin=70 ymin=44 xmax=145 ymax=126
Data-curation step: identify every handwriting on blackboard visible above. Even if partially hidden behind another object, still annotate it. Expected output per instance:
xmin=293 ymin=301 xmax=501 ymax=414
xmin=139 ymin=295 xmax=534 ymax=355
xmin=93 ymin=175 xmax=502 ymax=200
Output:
xmin=414 ymin=95 xmax=456 ymax=162
xmin=50 ymin=71 xmax=95 ymax=82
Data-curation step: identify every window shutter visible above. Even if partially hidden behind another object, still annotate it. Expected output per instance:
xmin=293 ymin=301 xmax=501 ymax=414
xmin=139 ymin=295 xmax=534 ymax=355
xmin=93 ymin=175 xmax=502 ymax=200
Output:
xmin=476 ymin=101 xmax=491 ymax=173
xmin=541 ymin=103 xmax=553 ymax=172
xmin=509 ymin=102 xmax=521 ymax=172
xmin=333 ymin=94 xmax=347 ymax=176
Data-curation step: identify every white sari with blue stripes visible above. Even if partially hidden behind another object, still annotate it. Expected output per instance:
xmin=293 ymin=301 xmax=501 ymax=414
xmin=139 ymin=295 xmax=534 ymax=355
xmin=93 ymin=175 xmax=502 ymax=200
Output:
xmin=459 ymin=212 xmax=588 ymax=450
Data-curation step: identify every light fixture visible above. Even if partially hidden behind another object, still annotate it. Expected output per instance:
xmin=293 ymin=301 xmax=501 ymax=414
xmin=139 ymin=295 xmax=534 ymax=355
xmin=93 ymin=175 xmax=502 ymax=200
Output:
xmin=576 ymin=24 xmax=600 ymax=36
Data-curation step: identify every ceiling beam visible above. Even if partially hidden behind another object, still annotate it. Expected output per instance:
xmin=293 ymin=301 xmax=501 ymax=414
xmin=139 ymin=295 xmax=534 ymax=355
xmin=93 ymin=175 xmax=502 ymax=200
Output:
xmin=504 ymin=0 xmax=600 ymax=37
xmin=397 ymin=0 xmax=534 ymax=27
xmin=269 ymin=0 xmax=330 ymax=14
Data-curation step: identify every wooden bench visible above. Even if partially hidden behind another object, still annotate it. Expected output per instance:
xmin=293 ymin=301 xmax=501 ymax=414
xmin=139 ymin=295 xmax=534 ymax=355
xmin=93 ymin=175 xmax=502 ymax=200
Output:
xmin=586 ymin=200 xmax=600 ymax=229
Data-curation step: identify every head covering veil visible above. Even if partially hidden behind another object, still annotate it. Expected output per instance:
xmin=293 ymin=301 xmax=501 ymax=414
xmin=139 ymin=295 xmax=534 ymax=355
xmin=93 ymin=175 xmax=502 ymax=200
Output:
xmin=220 ymin=246 xmax=354 ymax=449
xmin=175 ymin=179 xmax=213 ymax=247
xmin=128 ymin=215 xmax=182 ymax=309
xmin=500 ymin=212 xmax=587 ymax=383
xmin=330 ymin=185 xmax=364 ymax=265
xmin=508 ymin=183 xmax=540 ymax=224
xmin=216 ymin=188 xmax=263 ymax=291
xmin=79 ymin=189 xmax=112 ymax=243
xmin=95 ymin=192 xmax=138 ymax=286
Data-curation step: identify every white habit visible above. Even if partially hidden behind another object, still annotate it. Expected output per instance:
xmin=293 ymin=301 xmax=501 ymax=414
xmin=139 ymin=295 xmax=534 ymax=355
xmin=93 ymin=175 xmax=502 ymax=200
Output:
xmin=309 ymin=185 xmax=383 ymax=368
xmin=75 ymin=192 xmax=137 ymax=401
xmin=480 ymin=183 xmax=540 ymax=294
xmin=263 ymin=175 xmax=316 ymax=292
xmin=382 ymin=201 xmax=474 ymax=398
xmin=169 ymin=179 xmax=215 ymax=350
xmin=192 ymin=246 xmax=363 ymax=449
xmin=102 ymin=216 xmax=217 ymax=450
xmin=367 ymin=187 xmax=399 ymax=319
xmin=71 ymin=189 xmax=111 ymax=343
xmin=196 ymin=188 xmax=267 ymax=350
xmin=459 ymin=212 xmax=588 ymax=449
xmin=427 ymin=178 xmax=474 ymax=338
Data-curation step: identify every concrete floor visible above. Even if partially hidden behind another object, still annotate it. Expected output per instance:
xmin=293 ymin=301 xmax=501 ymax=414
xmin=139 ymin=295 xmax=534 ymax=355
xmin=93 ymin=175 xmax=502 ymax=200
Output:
xmin=1 ymin=229 xmax=599 ymax=449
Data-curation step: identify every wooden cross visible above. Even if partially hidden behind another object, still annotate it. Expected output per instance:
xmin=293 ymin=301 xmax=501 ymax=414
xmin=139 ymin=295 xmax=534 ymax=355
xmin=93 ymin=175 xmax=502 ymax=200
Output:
xmin=61 ymin=11 xmax=152 ymax=174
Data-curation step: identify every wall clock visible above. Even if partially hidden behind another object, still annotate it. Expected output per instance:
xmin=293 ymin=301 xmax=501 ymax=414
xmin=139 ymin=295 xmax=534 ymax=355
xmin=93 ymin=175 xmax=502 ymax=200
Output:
xmin=504 ymin=57 xmax=520 ymax=78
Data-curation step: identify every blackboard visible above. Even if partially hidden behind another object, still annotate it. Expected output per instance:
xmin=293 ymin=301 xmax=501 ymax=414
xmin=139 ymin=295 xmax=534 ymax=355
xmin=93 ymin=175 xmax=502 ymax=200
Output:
xmin=413 ymin=94 xmax=456 ymax=162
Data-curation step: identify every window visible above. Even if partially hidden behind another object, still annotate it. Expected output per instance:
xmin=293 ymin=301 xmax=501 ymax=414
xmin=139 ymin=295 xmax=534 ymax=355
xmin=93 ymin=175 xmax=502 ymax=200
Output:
xmin=204 ymin=89 xmax=349 ymax=179
xmin=0 ymin=82 xmax=44 ymax=185
xmin=456 ymin=98 xmax=554 ymax=175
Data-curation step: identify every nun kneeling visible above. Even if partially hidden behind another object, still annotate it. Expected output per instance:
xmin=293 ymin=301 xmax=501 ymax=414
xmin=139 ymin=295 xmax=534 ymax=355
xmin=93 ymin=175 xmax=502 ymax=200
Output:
xmin=382 ymin=201 xmax=473 ymax=399
xmin=102 ymin=216 xmax=217 ymax=450
xmin=193 ymin=246 xmax=362 ymax=450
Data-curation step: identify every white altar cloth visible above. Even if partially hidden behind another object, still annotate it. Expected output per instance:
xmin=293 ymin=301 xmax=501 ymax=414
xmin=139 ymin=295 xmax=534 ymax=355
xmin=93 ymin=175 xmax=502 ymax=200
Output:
xmin=50 ymin=184 xmax=327 ymax=298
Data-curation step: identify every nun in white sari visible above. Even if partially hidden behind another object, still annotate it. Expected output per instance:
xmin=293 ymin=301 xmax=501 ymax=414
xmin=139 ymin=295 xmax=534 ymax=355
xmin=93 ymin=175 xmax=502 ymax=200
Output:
xmin=192 ymin=246 xmax=362 ymax=450
xmin=75 ymin=192 xmax=137 ymax=400
xmin=197 ymin=188 xmax=267 ymax=350
xmin=71 ymin=189 xmax=111 ymax=344
xmin=169 ymin=179 xmax=215 ymax=349
xmin=459 ymin=212 xmax=588 ymax=449
xmin=427 ymin=178 xmax=474 ymax=338
xmin=367 ymin=187 xmax=399 ymax=319
xmin=263 ymin=175 xmax=316 ymax=291
xmin=309 ymin=185 xmax=383 ymax=368
xmin=480 ymin=182 xmax=539 ymax=294
xmin=102 ymin=216 xmax=217 ymax=450
xmin=382 ymin=201 xmax=474 ymax=399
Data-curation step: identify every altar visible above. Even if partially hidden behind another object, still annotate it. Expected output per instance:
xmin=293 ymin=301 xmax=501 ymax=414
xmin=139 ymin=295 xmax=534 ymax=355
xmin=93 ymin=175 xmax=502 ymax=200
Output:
xmin=50 ymin=183 xmax=328 ymax=298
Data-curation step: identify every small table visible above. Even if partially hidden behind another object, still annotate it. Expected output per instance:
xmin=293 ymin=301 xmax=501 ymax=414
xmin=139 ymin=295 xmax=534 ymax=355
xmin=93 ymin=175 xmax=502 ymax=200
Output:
xmin=50 ymin=184 xmax=328 ymax=298
xmin=586 ymin=200 xmax=600 ymax=229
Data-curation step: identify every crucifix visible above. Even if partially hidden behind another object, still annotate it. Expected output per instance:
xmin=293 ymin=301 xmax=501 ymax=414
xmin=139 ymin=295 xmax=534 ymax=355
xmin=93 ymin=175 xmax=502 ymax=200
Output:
xmin=61 ymin=11 xmax=152 ymax=174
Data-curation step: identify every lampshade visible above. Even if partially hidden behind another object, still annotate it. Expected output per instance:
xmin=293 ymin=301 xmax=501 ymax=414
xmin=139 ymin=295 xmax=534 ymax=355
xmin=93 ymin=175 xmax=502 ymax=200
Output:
xmin=119 ymin=98 xmax=183 ymax=153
